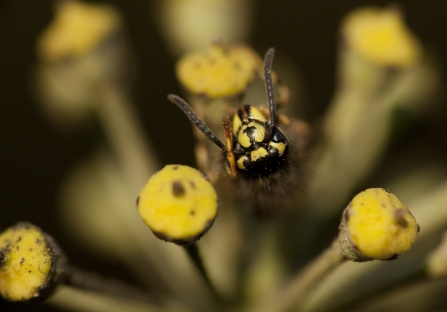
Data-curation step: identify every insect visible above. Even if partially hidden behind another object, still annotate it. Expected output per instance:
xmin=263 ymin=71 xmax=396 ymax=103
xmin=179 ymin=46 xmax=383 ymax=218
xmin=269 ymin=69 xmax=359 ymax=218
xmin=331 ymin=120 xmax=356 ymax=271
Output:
xmin=168 ymin=48 xmax=307 ymax=213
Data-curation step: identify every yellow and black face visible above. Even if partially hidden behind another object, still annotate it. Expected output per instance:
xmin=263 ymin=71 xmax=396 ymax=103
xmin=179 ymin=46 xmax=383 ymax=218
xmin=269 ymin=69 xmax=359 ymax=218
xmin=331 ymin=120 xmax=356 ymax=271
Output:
xmin=232 ymin=105 xmax=288 ymax=177
xmin=168 ymin=48 xmax=289 ymax=181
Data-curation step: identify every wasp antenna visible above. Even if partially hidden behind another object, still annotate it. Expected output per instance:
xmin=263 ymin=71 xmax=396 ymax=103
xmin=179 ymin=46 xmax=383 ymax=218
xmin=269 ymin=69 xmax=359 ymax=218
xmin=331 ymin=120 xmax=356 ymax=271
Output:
xmin=167 ymin=94 xmax=227 ymax=151
xmin=264 ymin=48 xmax=276 ymax=128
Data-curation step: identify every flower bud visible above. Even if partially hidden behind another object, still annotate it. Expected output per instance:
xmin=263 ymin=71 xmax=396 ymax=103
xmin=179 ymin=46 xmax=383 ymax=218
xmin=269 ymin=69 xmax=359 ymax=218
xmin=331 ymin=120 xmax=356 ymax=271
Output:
xmin=339 ymin=188 xmax=419 ymax=262
xmin=176 ymin=42 xmax=261 ymax=99
xmin=137 ymin=165 xmax=218 ymax=246
xmin=341 ymin=6 xmax=421 ymax=68
xmin=34 ymin=0 xmax=129 ymax=128
xmin=0 ymin=222 xmax=66 ymax=302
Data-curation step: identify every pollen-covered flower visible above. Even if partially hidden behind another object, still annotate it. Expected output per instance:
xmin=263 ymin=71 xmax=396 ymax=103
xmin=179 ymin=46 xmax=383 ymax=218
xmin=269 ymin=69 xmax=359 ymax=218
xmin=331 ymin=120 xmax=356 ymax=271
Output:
xmin=137 ymin=165 xmax=218 ymax=246
xmin=176 ymin=42 xmax=261 ymax=98
xmin=0 ymin=222 xmax=65 ymax=302
xmin=339 ymin=188 xmax=419 ymax=261
xmin=341 ymin=7 xmax=421 ymax=67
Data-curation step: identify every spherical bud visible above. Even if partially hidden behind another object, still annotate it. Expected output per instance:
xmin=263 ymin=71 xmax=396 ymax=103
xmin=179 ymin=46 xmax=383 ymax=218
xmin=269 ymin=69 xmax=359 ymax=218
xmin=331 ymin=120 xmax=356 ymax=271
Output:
xmin=137 ymin=165 xmax=218 ymax=246
xmin=339 ymin=188 xmax=419 ymax=262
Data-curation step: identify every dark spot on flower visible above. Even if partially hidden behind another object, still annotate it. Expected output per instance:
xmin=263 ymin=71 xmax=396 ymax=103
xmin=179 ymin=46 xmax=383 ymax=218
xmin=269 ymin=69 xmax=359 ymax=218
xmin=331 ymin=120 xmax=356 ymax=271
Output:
xmin=16 ymin=237 xmax=22 ymax=243
xmin=0 ymin=250 xmax=5 ymax=263
xmin=352 ymin=243 xmax=360 ymax=252
xmin=395 ymin=209 xmax=408 ymax=228
xmin=417 ymin=224 xmax=421 ymax=232
xmin=344 ymin=209 xmax=350 ymax=222
xmin=36 ymin=238 xmax=41 ymax=244
xmin=28 ymin=270 xmax=31 ymax=273
xmin=189 ymin=181 xmax=196 ymax=189
xmin=20 ymin=258 xmax=24 ymax=265
xmin=172 ymin=181 xmax=185 ymax=197
xmin=190 ymin=210 xmax=196 ymax=216
xmin=173 ymin=166 xmax=178 ymax=170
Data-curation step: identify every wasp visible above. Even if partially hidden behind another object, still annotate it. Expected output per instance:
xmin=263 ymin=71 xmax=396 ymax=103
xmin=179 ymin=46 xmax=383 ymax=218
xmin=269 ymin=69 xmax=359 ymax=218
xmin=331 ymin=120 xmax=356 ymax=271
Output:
xmin=168 ymin=48 xmax=308 ymax=213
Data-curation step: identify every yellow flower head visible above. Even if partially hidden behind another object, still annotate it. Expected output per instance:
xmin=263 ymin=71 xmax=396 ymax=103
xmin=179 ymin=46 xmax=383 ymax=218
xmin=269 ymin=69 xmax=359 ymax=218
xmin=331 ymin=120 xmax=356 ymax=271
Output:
xmin=137 ymin=165 xmax=218 ymax=245
xmin=37 ymin=0 xmax=122 ymax=62
xmin=341 ymin=7 xmax=421 ymax=67
xmin=0 ymin=222 xmax=63 ymax=301
xmin=176 ymin=43 xmax=261 ymax=98
xmin=340 ymin=188 xmax=419 ymax=261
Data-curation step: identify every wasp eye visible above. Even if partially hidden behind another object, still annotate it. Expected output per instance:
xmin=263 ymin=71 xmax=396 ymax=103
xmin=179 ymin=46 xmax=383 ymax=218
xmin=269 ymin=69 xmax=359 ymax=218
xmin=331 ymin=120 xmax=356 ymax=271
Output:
xmin=272 ymin=127 xmax=287 ymax=143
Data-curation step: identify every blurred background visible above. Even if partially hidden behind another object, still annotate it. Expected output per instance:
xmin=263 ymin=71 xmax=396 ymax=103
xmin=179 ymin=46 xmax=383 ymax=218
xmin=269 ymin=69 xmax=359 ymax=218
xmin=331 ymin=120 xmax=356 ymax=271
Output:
xmin=1 ymin=0 xmax=447 ymax=310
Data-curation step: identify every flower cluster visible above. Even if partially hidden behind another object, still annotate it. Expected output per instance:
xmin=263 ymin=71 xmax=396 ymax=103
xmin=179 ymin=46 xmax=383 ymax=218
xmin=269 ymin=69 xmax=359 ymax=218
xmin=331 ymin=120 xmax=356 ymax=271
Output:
xmin=2 ymin=2 xmax=447 ymax=312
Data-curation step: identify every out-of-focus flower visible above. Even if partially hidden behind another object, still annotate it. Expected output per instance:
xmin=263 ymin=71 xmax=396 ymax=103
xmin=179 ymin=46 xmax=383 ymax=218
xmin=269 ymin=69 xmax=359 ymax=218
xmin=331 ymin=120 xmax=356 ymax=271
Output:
xmin=37 ymin=0 xmax=122 ymax=62
xmin=306 ymin=6 xmax=440 ymax=218
xmin=0 ymin=222 xmax=65 ymax=302
xmin=34 ymin=0 xmax=129 ymax=128
xmin=341 ymin=6 xmax=421 ymax=68
xmin=176 ymin=42 xmax=260 ymax=99
xmin=154 ymin=0 xmax=253 ymax=56
xmin=138 ymin=165 xmax=218 ymax=246
xmin=339 ymin=188 xmax=419 ymax=261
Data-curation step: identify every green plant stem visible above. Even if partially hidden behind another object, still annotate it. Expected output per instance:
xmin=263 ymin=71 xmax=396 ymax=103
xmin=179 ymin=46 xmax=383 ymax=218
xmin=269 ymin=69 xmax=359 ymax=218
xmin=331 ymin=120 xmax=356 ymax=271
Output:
xmin=47 ymin=285 xmax=170 ymax=312
xmin=64 ymin=264 xmax=156 ymax=304
xmin=340 ymin=269 xmax=426 ymax=310
xmin=247 ymin=238 xmax=345 ymax=312
xmin=184 ymin=243 xmax=223 ymax=303
xmin=98 ymin=83 xmax=159 ymax=191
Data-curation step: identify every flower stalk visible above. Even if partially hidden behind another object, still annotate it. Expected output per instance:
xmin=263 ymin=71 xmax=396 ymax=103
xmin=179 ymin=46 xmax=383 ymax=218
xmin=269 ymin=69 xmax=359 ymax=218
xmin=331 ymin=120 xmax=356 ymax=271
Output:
xmin=247 ymin=239 xmax=345 ymax=312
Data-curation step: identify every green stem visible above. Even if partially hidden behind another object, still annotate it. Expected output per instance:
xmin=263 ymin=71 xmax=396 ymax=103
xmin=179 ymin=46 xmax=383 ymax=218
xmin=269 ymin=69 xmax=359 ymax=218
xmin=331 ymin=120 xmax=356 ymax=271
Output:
xmin=247 ymin=238 xmax=345 ymax=312
xmin=98 ymin=83 xmax=159 ymax=191
xmin=184 ymin=243 xmax=223 ymax=303
xmin=64 ymin=264 xmax=157 ymax=304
